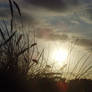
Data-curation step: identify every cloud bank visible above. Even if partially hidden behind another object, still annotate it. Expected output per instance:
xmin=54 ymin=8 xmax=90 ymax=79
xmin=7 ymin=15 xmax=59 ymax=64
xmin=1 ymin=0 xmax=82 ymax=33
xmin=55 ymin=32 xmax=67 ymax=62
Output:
xmin=0 ymin=0 xmax=92 ymax=52
xmin=23 ymin=0 xmax=79 ymax=11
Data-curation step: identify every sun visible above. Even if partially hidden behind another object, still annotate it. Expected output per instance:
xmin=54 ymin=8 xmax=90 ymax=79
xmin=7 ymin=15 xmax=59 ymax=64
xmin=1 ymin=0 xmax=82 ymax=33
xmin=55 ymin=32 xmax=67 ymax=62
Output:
xmin=51 ymin=48 xmax=68 ymax=65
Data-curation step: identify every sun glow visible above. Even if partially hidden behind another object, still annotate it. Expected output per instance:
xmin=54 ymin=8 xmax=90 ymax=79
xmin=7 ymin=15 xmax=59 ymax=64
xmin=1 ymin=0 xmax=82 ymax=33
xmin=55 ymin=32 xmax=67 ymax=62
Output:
xmin=51 ymin=48 xmax=68 ymax=65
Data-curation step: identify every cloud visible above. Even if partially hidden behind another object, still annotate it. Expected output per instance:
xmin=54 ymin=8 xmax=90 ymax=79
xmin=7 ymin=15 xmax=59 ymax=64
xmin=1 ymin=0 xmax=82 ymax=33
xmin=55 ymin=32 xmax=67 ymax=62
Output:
xmin=34 ymin=27 xmax=69 ymax=41
xmin=14 ymin=12 xmax=35 ymax=25
xmin=70 ymin=37 xmax=92 ymax=52
xmin=0 ymin=1 xmax=35 ymax=26
xmin=21 ymin=0 xmax=92 ymax=25
xmin=35 ymin=26 xmax=92 ymax=50
xmin=76 ymin=38 xmax=92 ymax=48
xmin=0 ymin=0 xmax=92 ymax=46
xmin=34 ymin=25 xmax=92 ymax=52
xmin=25 ymin=0 xmax=65 ymax=11
xmin=10 ymin=0 xmax=91 ymax=26
xmin=22 ymin=0 xmax=80 ymax=13
xmin=75 ymin=3 xmax=92 ymax=24
xmin=50 ymin=33 xmax=69 ymax=41
xmin=1 ymin=0 xmax=92 ymax=25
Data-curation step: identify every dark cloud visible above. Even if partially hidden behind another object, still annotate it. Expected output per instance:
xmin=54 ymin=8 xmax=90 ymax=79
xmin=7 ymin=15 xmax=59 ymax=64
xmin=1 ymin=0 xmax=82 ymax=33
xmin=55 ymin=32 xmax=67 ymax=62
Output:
xmin=23 ymin=0 xmax=79 ymax=11
xmin=75 ymin=3 xmax=92 ymax=24
xmin=70 ymin=37 xmax=92 ymax=52
xmin=73 ymin=38 xmax=92 ymax=53
xmin=0 ymin=11 xmax=34 ymax=26
xmin=14 ymin=12 xmax=35 ymax=25
xmin=76 ymin=38 xmax=92 ymax=48
xmin=22 ymin=0 xmax=92 ymax=25
xmin=0 ymin=2 xmax=35 ymax=25
xmin=86 ymin=8 xmax=92 ymax=22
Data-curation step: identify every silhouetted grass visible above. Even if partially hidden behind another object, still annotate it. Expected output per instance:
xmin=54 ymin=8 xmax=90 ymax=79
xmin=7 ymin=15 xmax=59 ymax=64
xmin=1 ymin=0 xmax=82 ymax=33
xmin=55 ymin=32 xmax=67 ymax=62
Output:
xmin=0 ymin=0 xmax=44 ymax=76
xmin=0 ymin=1 xmax=92 ymax=92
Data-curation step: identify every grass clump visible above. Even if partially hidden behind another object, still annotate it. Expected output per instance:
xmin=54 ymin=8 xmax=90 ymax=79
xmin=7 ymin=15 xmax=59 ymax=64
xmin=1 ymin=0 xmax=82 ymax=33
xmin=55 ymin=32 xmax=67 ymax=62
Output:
xmin=0 ymin=1 xmax=92 ymax=92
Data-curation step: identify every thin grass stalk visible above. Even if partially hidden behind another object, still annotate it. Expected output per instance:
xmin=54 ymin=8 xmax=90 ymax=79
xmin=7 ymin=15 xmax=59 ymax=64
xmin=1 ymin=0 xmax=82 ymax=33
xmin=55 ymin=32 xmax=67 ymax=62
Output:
xmin=8 ymin=0 xmax=14 ymax=32
xmin=17 ymin=41 xmax=37 ymax=57
xmin=0 ymin=31 xmax=16 ymax=48
xmin=63 ymin=44 xmax=70 ymax=78
xmin=0 ymin=28 xmax=5 ymax=40
xmin=82 ymin=72 xmax=92 ymax=79
xmin=70 ymin=55 xmax=86 ymax=79
xmin=9 ymin=0 xmax=13 ymax=18
xmin=78 ymin=61 xmax=91 ymax=79
xmin=68 ymin=39 xmax=79 ymax=79
xmin=37 ymin=49 xmax=44 ymax=63
xmin=75 ymin=55 xmax=90 ymax=79
xmin=37 ymin=49 xmax=44 ymax=72
xmin=78 ymin=66 xmax=92 ymax=79
xmin=13 ymin=0 xmax=21 ymax=16
xmin=66 ymin=42 xmax=75 ymax=79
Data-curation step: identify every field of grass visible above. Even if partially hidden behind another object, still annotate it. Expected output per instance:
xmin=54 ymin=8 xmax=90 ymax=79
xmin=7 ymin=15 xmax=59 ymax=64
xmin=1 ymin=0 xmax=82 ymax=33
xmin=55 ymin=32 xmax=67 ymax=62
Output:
xmin=0 ymin=0 xmax=92 ymax=92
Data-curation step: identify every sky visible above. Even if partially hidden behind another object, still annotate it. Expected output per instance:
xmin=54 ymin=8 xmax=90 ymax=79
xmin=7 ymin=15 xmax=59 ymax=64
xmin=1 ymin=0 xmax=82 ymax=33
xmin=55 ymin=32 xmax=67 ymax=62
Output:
xmin=0 ymin=0 xmax=92 ymax=79
xmin=20 ymin=0 xmax=92 ymax=50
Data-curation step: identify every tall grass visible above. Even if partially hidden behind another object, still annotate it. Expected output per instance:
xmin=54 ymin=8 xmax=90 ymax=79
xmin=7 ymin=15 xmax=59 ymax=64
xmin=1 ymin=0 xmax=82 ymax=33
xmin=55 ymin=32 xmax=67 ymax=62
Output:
xmin=0 ymin=0 xmax=63 ymax=81
xmin=0 ymin=0 xmax=48 ymax=79
xmin=60 ymin=39 xmax=92 ymax=80
xmin=0 ymin=0 xmax=91 ymax=82
xmin=0 ymin=1 xmax=92 ymax=92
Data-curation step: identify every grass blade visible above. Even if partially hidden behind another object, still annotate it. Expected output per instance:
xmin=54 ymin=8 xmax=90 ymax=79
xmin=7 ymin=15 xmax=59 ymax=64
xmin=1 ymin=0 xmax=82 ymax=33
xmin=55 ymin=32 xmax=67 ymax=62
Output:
xmin=0 ymin=31 xmax=16 ymax=47
xmin=31 ymin=43 xmax=37 ymax=47
xmin=16 ymin=34 xmax=22 ymax=45
xmin=13 ymin=0 xmax=21 ymax=16
xmin=78 ymin=66 xmax=92 ymax=79
xmin=0 ymin=28 xmax=5 ymax=40
xmin=9 ymin=0 xmax=13 ymax=18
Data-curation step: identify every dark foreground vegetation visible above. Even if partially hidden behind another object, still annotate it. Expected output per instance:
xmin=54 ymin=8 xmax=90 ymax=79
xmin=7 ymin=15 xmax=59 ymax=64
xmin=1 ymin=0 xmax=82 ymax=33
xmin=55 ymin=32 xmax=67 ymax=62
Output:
xmin=0 ymin=72 xmax=62 ymax=92
xmin=0 ymin=0 xmax=92 ymax=92
xmin=68 ymin=79 xmax=92 ymax=92
xmin=0 ymin=71 xmax=92 ymax=92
